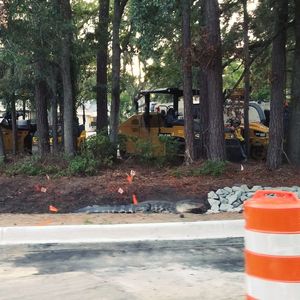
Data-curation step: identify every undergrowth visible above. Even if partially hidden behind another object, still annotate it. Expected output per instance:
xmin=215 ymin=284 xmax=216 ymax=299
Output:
xmin=190 ymin=160 xmax=227 ymax=177
xmin=0 ymin=133 xmax=227 ymax=177
xmin=132 ymin=136 xmax=182 ymax=167
xmin=171 ymin=160 xmax=228 ymax=178
xmin=1 ymin=133 xmax=117 ymax=176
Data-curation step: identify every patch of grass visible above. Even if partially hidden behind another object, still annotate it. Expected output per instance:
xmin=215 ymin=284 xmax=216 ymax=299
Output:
xmin=190 ymin=160 xmax=227 ymax=177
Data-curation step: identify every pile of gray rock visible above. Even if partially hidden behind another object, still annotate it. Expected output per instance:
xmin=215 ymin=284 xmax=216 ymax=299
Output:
xmin=206 ymin=185 xmax=300 ymax=214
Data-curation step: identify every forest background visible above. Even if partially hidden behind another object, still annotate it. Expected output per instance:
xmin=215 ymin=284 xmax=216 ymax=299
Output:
xmin=0 ymin=0 xmax=299 ymax=173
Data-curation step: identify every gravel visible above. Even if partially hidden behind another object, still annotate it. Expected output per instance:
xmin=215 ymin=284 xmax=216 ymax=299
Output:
xmin=206 ymin=185 xmax=300 ymax=214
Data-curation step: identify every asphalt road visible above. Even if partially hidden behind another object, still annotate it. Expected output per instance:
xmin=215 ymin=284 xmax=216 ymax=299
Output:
xmin=0 ymin=238 xmax=245 ymax=300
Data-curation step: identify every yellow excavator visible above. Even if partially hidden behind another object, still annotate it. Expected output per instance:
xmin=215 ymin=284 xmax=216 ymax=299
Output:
xmin=119 ymin=88 xmax=269 ymax=161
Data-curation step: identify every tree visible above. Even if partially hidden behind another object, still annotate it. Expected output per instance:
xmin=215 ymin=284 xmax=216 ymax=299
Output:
xmin=49 ymin=66 xmax=59 ymax=153
xmin=267 ymin=0 xmax=288 ymax=169
xmin=110 ymin=0 xmax=128 ymax=144
xmin=10 ymin=87 xmax=17 ymax=155
xmin=288 ymin=0 xmax=300 ymax=164
xmin=35 ymin=61 xmax=50 ymax=156
xmin=0 ymin=126 xmax=5 ymax=162
xmin=59 ymin=0 xmax=76 ymax=155
xmin=0 ymin=1 xmax=63 ymax=157
xmin=181 ymin=0 xmax=194 ymax=164
xmin=197 ymin=69 xmax=209 ymax=159
xmin=96 ymin=0 xmax=110 ymax=134
xmin=204 ymin=0 xmax=225 ymax=161
xmin=242 ymin=0 xmax=250 ymax=157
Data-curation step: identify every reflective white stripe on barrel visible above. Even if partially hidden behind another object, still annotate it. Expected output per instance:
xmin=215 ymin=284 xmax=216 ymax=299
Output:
xmin=247 ymin=275 xmax=300 ymax=300
xmin=245 ymin=229 xmax=300 ymax=256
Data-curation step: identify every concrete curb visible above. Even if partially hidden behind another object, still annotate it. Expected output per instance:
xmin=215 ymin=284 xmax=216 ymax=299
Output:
xmin=0 ymin=219 xmax=245 ymax=245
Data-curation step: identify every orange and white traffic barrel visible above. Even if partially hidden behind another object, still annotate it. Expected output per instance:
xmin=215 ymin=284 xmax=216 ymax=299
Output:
xmin=244 ymin=190 xmax=300 ymax=300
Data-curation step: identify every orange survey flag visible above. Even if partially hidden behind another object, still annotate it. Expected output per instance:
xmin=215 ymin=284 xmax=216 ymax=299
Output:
xmin=127 ymin=174 xmax=133 ymax=184
xmin=49 ymin=205 xmax=58 ymax=213
xmin=132 ymin=194 xmax=138 ymax=205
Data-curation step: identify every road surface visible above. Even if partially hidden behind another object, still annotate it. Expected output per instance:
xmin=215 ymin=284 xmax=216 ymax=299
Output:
xmin=0 ymin=238 xmax=245 ymax=300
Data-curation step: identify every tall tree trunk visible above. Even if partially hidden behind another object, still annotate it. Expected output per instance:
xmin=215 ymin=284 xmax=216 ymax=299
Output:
xmin=51 ymin=94 xmax=59 ymax=153
xmin=49 ymin=70 xmax=59 ymax=153
xmin=267 ymin=0 xmax=288 ymax=169
xmin=22 ymin=99 xmax=26 ymax=120
xmin=205 ymin=0 xmax=225 ymax=161
xmin=198 ymin=68 xmax=209 ymax=159
xmin=96 ymin=0 xmax=110 ymax=134
xmin=110 ymin=0 xmax=128 ymax=144
xmin=243 ymin=0 xmax=250 ymax=156
xmin=10 ymin=93 xmax=17 ymax=155
xmin=288 ymin=0 xmax=300 ymax=164
xmin=35 ymin=63 xmax=50 ymax=157
xmin=181 ymin=0 xmax=194 ymax=164
xmin=9 ymin=66 xmax=18 ymax=155
xmin=59 ymin=0 xmax=75 ymax=155
xmin=0 ymin=126 xmax=6 ymax=162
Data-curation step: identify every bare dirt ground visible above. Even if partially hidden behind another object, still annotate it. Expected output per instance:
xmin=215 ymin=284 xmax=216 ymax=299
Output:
xmin=0 ymin=160 xmax=299 ymax=226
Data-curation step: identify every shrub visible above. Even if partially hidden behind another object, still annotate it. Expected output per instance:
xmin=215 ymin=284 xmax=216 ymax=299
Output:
xmin=68 ymin=154 xmax=98 ymax=176
xmin=82 ymin=133 xmax=116 ymax=163
xmin=67 ymin=132 xmax=116 ymax=175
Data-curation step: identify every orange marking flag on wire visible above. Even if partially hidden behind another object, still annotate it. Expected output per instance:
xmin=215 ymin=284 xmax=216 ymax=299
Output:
xmin=132 ymin=194 xmax=138 ymax=205
xmin=49 ymin=205 xmax=58 ymax=213
xmin=127 ymin=174 xmax=133 ymax=184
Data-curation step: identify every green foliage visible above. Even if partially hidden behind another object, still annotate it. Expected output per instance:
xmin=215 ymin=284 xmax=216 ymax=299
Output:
xmin=169 ymin=160 xmax=227 ymax=178
xmin=159 ymin=135 xmax=181 ymax=164
xmin=67 ymin=154 xmax=98 ymax=176
xmin=134 ymin=139 xmax=157 ymax=165
xmin=118 ymin=133 xmax=128 ymax=155
xmin=68 ymin=133 xmax=116 ymax=175
xmin=0 ymin=133 xmax=117 ymax=176
xmin=223 ymin=61 xmax=243 ymax=91
xmin=144 ymin=49 xmax=182 ymax=88
xmin=190 ymin=160 xmax=227 ymax=177
xmin=3 ymin=156 xmax=63 ymax=176
xmin=129 ymin=0 xmax=179 ymax=59
xmin=131 ymin=136 xmax=181 ymax=167
xmin=82 ymin=133 xmax=116 ymax=162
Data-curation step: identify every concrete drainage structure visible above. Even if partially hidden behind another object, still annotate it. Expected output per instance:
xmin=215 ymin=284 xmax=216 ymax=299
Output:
xmin=206 ymin=185 xmax=300 ymax=214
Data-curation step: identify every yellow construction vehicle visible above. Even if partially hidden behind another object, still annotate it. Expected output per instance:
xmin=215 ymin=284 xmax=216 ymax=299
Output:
xmin=0 ymin=114 xmax=36 ymax=154
xmin=119 ymin=88 xmax=192 ymax=157
xmin=48 ymin=124 xmax=87 ymax=150
xmin=119 ymin=87 xmax=269 ymax=161
xmin=224 ymin=88 xmax=269 ymax=160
